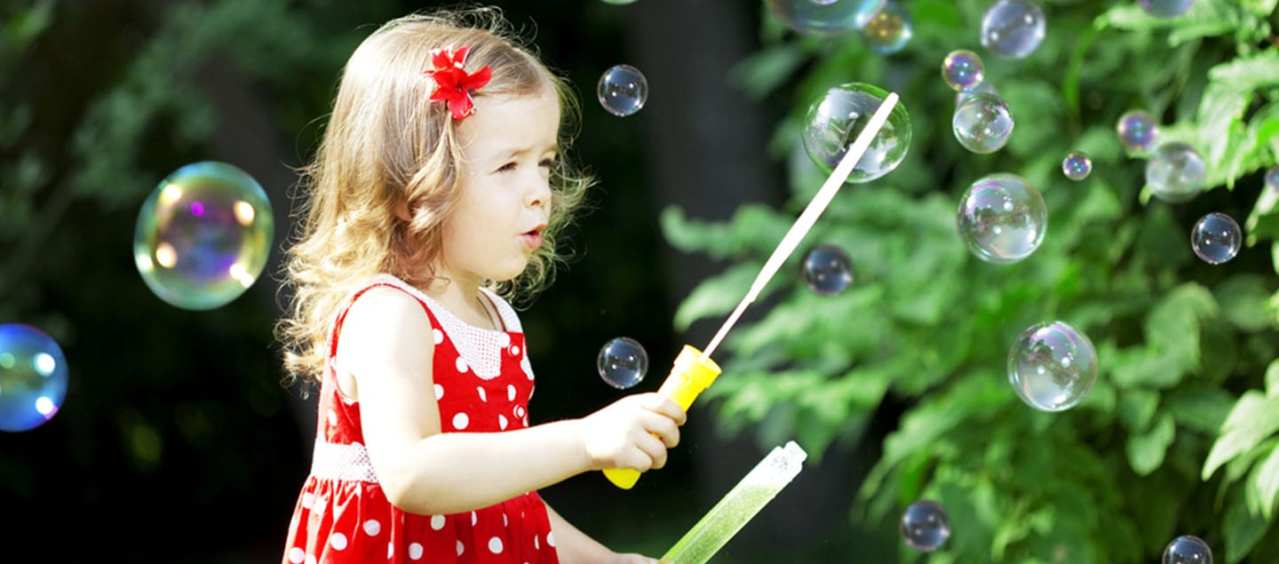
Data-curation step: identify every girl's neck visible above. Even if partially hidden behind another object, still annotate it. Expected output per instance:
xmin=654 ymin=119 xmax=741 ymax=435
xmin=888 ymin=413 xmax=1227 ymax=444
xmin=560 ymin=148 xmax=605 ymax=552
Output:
xmin=412 ymin=265 xmax=499 ymax=332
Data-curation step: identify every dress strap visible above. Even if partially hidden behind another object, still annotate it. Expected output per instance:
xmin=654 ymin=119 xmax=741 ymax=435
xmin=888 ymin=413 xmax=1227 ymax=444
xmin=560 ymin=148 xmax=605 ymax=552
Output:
xmin=327 ymin=278 xmax=433 ymax=362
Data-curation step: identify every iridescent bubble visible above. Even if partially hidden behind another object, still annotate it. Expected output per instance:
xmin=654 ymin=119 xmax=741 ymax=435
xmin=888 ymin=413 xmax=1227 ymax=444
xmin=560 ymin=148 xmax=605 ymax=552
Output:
xmin=0 ymin=324 xmax=69 ymax=432
xmin=860 ymin=1 xmax=912 ymax=55
xmin=803 ymin=82 xmax=912 ymax=184
xmin=953 ymin=92 xmax=1014 ymax=154
xmin=956 ymin=173 xmax=1046 ymax=264
xmin=1191 ymin=212 xmax=1241 ymax=265
xmin=980 ymin=0 xmax=1046 ymax=59
xmin=1146 ymin=142 xmax=1206 ymax=203
xmin=1008 ymin=321 xmax=1098 ymax=412
xmin=597 ymin=337 xmax=648 ymax=390
xmin=597 ymin=65 xmax=648 ymax=117
xmin=766 ymin=0 xmax=886 ymax=35
xmin=1116 ymin=110 xmax=1158 ymax=153
xmin=1266 ymin=165 xmax=1279 ymax=190
xmin=801 ymin=244 xmax=854 ymax=295
xmin=1141 ymin=0 xmax=1195 ymax=18
xmin=134 ymin=161 xmax=274 ymax=311
xmin=900 ymin=501 xmax=951 ymax=552
xmin=942 ymin=50 xmax=985 ymax=92
xmin=1062 ymin=151 xmax=1092 ymax=181
xmin=1163 ymin=535 xmax=1213 ymax=564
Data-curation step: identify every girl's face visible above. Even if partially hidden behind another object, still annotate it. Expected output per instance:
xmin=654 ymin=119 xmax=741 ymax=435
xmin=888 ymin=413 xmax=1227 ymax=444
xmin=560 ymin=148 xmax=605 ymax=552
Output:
xmin=441 ymin=90 xmax=560 ymax=284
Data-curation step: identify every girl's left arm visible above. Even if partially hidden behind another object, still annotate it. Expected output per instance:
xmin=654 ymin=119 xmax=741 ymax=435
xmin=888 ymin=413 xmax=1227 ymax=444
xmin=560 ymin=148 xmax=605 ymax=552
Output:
xmin=544 ymin=503 xmax=659 ymax=564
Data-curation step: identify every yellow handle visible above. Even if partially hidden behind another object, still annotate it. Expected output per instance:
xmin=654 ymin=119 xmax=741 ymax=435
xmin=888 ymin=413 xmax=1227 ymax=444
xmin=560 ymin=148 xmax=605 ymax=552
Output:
xmin=603 ymin=345 xmax=722 ymax=490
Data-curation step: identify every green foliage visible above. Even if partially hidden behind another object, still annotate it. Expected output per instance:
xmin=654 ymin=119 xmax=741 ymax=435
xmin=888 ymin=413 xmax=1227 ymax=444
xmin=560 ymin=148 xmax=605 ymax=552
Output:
xmin=669 ymin=0 xmax=1279 ymax=561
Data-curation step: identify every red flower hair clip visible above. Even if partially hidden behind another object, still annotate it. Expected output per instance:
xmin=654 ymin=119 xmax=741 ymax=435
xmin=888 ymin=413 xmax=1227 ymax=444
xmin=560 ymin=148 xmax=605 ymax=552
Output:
xmin=425 ymin=46 xmax=493 ymax=121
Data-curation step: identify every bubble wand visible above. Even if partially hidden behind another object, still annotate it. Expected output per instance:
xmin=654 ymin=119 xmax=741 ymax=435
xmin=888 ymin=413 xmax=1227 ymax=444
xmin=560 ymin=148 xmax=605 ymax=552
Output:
xmin=603 ymin=92 xmax=901 ymax=489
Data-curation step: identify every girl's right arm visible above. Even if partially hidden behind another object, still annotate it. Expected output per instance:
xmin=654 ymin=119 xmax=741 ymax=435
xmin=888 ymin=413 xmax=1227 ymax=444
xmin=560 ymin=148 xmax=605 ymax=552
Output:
xmin=338 ymin=288 xmax=686 ymax=516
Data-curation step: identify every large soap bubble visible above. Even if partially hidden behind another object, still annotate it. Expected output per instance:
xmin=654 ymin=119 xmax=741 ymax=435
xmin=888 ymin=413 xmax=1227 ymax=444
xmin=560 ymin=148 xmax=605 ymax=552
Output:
xmin=803 ymin=82 xmax=912 ymax=184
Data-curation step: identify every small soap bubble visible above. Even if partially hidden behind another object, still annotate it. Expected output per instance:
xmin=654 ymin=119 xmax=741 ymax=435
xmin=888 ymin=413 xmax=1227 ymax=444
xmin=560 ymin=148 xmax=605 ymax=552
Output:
xmin=942 ymin=50 xmax=985 ymax=92
xmin=134 ymin=161 xmax=274 ymax=311
xmin=1163 ymin=535 xmax=1213 ymax=564
xmin=0 ymin=324 xmax=69 ymax=432
xmin=803 ymin=82 xmax=912 ymax=184
xmin=953 ymin=92 xmax=1014 ymax=154
xmin=1141 ymin=0 xmax=1195 ymax=18
xmin=1062 ymin=151 xmax=1092 ymax=181
xmin=956 ymin=173 xmax=1046 ymax=264
xmin=980 ymin=0 xmax=1046 ymax=59
xmin=1008 ymin=321 xmax=1098 ymax=412
xmin=860 ymin=1 xmax=912 ymax=55
xmin=1191 ymin=212 xmax=1241 ymax=265
xmin=597 ymin=65 xmax=648 ymax=117
xmin=1146 ymin=142 xmax=1206 ymax=203
xmin=801 ymin=244 xmax=854 ymax=295
xmin=766 ymin=0 xmax=886 ymax=35
xmin=900 ymin=501 xmax=951 ymax=552
xmin=597 ymin=337 xmax=648 ymax=390
xmin=1116 ymin=110 xmax=1158 ymax=153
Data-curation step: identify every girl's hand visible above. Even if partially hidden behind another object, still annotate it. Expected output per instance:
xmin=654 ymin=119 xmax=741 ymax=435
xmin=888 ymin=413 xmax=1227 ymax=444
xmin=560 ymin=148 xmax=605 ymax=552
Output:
xmin=609 ymin=552 xmax=662 ymax=564
xmin=576 ymin=392 xmax=686 ymax=472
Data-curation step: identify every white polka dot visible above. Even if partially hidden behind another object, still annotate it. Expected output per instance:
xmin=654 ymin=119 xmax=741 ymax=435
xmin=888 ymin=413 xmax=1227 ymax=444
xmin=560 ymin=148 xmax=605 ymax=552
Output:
xmin=507 ymin=385 xmax=516 ymax=402
xmin=433 ymin=329 xmax=444 ymax=344
xmin=305 ymin=556 xmax=317 ymax=564
xmin=516 ymin=406 xmax=525 ymax=418
xmin=534 ymin=535 xmax=540 ymax=550
xmin=499 ymin=414 xmax=508 ymax=430
xmin=363 ymin=519 xmax=381 ymax=536
xmin=330 ymin=532 xmax=348 ymax=551
xmin=477 ymin=386 xmax=487 ymax=402
xmin=453 ymin=412 xmax=469 ymax=430
xmin=387 ymin=542 xmax=394 ymax=559
xmin=489 ymin=537 xmax=504 ymax=554
xmin=301 ymin=493 xmax=315 ymax=509
xmin=431 ymin=514 xmax=446 ymax=530
xmin=287 ymin=548 xmax=305 ymax=563
xmin=457 ymin=540 xmax=465 ymax=556
xmin=471 ymin=511 xmax=478 ymax=526
xmin=547 ymin=532 xmax=556 ymax=547
xmin=434 ymin=383 xmax=444 ymax=400
xmin=327 ymin=409 xmax=337 ymax=427
xmin=511 ymin=345 xmax=521 ymax=356
xmin=455 ymin=357 xmax=469 ymax=373
xmin=503 ymin=513 xmax=509 ymax=527
xmin=409 ymin=542 xmax=424 ymax=560
xmin=513 ymin=405 xmax=521 ymax=417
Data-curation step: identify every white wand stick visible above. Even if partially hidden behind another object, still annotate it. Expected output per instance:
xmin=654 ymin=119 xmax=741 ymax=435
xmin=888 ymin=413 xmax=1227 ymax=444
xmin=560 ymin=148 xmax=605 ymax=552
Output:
xmin=702 ymin=92 xmax=899 ymax=358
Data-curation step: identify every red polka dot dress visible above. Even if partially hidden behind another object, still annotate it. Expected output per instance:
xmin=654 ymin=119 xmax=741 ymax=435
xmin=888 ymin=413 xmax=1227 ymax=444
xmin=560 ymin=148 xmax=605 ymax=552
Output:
xmin=282 ymin=274 xmax=560 ymax=564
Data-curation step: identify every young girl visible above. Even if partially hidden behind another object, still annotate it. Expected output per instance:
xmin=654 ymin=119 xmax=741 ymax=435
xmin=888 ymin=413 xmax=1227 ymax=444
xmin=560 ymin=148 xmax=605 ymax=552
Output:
xmin=276 ymin=9 xmax=686 ymax=564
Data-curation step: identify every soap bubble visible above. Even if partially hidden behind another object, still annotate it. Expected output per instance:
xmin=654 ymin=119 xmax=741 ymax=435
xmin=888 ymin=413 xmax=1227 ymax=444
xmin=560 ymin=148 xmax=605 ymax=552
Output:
xmin=942 ymin=50 xmax=984 ymax=92
xmin=0 ymin=324 xmax=69 ymax=432
xmin=1163 ymin=535 xmax=1213 ymax=564
xmin=956 ymin=81 xmax=998 ymax=105
xmin=134 ymin=161 xmax=274 ymax=311
xmin=1191 ymin=213 xmax=1241 ymax=265
xmin=953 ymin=92 xmax=1014 ymax=154
xmin=597 ymin=65 xmax=648 ymax=117
xmin=900 ymin=501 xmax=951 ymax=552
xmin=801 ymin=244 xmax=854 ymax=295
xmin=597 ymin=337 xmax=648 ymax=390
xmin=1146 ymin=142 xmax=1205 ymax=203
xmin=766 ymin=0 xmax=886 ymax=35
xmin=1062 ymin=151 xmax=1092 ymax=181
xmin=957 ymin=173 xmax=1046 ymax=264
xmin=1116 ymin=110 xmax=1158 ymax=153
xmin=803 ymin=82 xmax=912 ymax=184
xmin=1008 ymin=321 xmax=1098 ymax=412
xmin=980 ymin=0 xmax=1046 ymax=59
xmin=1141 ymin=0 xmax=1195 ymax=18
xmin=860 ymin=1 xmax=912 ymax=55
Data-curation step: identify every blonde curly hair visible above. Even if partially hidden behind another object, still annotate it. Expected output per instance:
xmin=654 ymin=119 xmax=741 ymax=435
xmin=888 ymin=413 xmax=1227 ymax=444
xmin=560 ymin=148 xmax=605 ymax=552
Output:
xmin=278 ymin=8 xmax=591 ymax=386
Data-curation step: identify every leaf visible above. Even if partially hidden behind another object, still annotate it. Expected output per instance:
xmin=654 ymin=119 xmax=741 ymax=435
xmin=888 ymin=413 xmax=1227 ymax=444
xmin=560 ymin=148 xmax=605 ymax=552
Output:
xmin=1215 ymin=275 xmax=1276 ymax=332
xmin=728 ymin=44 xmax=808 ymax=100
xmin=1225 ymin=486 xmax=1269 ymax=562
xmin=1119 ymin=388 xmax=1160 ymax=431
xmin=1127 ymin=413 xmax=1177 ymax=476
xmin=1196 ymin=83 xmax=1250 ymax=172
xmin=1166 ymin=386 xmax=1237 ymax=434
xmin=1268 ymin=359 xmax=1279 ymax=398
xmin=1202 ymin=391 xmax=1279 ymax=480
xmin=1249 ymin=443 xmax=1279 ymax=520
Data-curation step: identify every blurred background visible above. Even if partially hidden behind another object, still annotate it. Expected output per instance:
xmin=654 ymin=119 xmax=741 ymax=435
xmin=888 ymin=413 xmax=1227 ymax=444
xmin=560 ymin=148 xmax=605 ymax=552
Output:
xmin=3 ymin=0 xmax=1279 ymax=562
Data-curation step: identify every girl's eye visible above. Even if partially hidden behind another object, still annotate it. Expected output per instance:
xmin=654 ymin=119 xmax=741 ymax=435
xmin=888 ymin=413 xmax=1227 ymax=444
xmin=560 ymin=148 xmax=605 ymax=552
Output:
xmin=497 ymin=162 xmax=518 ymax=173
xmin=539 ymin=158 xmax=557 ymax=169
